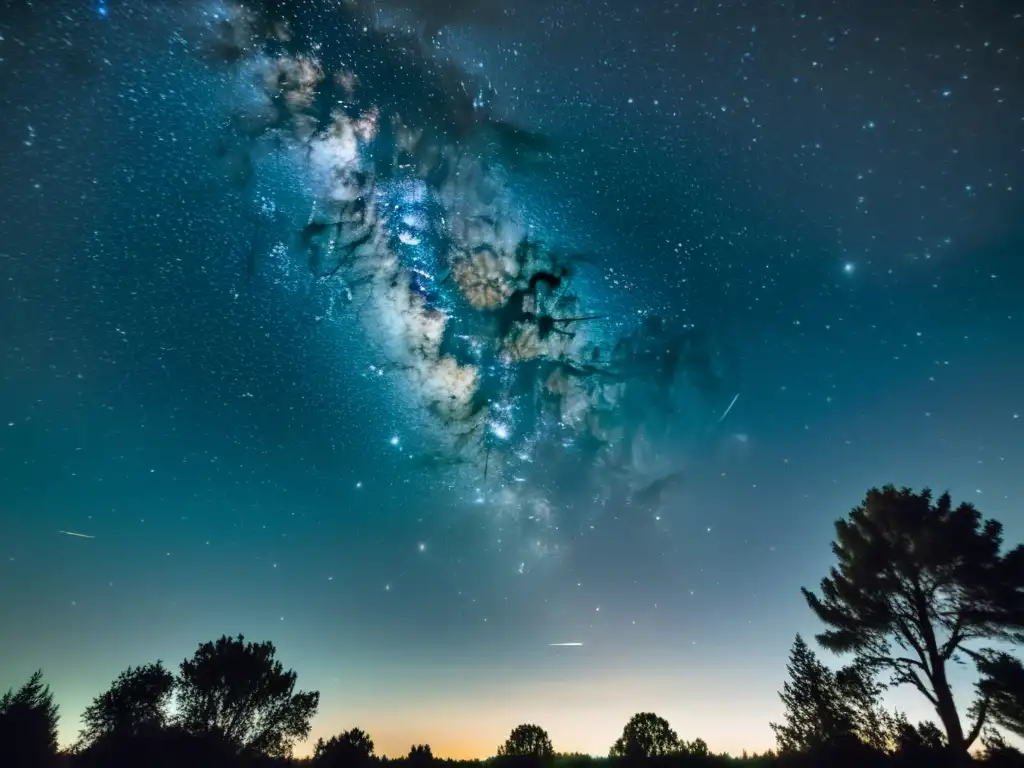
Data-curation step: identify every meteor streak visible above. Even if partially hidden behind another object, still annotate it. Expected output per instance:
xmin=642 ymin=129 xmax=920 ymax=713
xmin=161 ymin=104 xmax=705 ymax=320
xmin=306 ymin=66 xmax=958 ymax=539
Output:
xmin=58 ymin=530 xmax=95 ymax=539
xmin=548 ymin=642 xmax=583 ymax=647
xmin=718 ymin=392 xmax=740 ymax=423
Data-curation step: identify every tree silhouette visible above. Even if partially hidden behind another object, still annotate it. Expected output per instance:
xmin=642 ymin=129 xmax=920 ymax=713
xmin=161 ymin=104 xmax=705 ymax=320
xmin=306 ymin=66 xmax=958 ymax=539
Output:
xmin=608 ymin=712 xmax=679 ymax=758
xmin=801 ymin=485 xmax=1024 ymax=754
xmin=552 ymin=751 xmax=596 ymax=768
xmin=981 ymin=727 xmax=1024 ymax=766
xmin=679 ymin=737 xmax=709 ymax=756
xmin=497 ymin=724 xmax=554 ymax=759
xmin=313 ymin=727 xmax=376 ymax=767
xmin=407 ymin=743 xmax=434 ymax=765
xmin=976 ymin=652 xmax=1024 ymax=739
xmin=77 ymin=661 xmax=175 ymax=748
xmin=75 ymin=723 xmax=239 ymax=768
xmin=769 ymin=635 xmax=857 ymax=753
xmin=891 ymin=715 xmax=947 ymax=759
xmin=0 ymin=670 xmax=59 ymax=768
xmin=174 ymin=634 xmax=319 ymax=757
xmin=834 ymin=656 xmax=899 ymax=751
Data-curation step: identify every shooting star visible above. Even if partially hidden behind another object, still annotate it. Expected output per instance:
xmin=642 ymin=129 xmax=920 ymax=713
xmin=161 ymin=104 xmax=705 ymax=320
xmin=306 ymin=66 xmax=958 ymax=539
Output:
xmin=717 ymin=392 xmax=739 ymax=423
xmin=548 ymin=642 xmax=583 ymax=647
xmin=58 ymin=530 xmax=95 ymax=539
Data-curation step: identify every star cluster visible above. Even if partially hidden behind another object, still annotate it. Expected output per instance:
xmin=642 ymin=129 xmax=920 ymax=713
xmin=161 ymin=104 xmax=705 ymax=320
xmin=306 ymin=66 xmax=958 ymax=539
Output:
xmin=200 ymin=0 xmax=733 ymax=561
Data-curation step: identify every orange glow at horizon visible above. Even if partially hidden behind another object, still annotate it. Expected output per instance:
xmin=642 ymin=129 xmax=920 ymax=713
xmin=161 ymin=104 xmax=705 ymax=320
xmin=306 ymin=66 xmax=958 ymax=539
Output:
xmin=303 ymin=672 xmax=782 ymax=760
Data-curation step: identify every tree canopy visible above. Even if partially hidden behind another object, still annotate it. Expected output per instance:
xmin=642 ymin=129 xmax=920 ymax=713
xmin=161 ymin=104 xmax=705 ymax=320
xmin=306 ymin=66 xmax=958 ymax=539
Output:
xmin=313 ymin=727 xmax=376 ymax=767
xmin=679 ymin=737 xmax=709 ymax=757
xmin=770 ymin=635 xmax=858 ymax=753
xmin=0 ymin=670 xmax=60 ymax=768
xmin=833 ymin=657 xmax=899 ymax=753
xmin=77 ymin=661 xmax=175 ymax=748
xmin=892 ymin=716 xmax=946 ymax=756
xmin=802 ymin=485 xmax=1024 ymax=754
xmin=609 ymin=712 xmax=679 ymax=758
xmin=175 ymin=634 xmax=320 ymax=757
xmin=498 ymin=724 xmax=555 ymax=759
xmin=976 ymin=652 xmax=1024 ymax=740
xmin=407 ymin=743 xmax=434 ymax=764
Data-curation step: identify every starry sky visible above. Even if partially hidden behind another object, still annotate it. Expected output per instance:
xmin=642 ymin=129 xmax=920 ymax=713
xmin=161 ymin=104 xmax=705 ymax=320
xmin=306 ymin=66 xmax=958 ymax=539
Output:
xmin=1 ymin=0 xmax=1023 ymax=759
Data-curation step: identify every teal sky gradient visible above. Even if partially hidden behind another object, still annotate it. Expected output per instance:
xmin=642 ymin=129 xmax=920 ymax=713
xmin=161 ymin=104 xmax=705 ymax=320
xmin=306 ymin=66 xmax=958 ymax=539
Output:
xmin=2 ymin=0 xmax=1023 ymax=759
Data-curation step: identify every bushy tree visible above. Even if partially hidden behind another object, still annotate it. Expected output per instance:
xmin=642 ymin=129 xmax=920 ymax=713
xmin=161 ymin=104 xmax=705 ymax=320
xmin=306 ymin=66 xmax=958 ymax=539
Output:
xmin=609 ymin=712 xmax=679 ymax=758
xmin=77 ymin=661 xmax=175 ymax=747
xmin=679 ymin=737 xmax=709 ymax=756
xmin=407 ymin=743 xmax=433 ymax=766
xmin=313 ymin=727 xmax=376 ymax=767
xmin=75 ymin=723 xmax=239 ymax=768
xmin=835 ymin=656 xmax=900 ymax=751
xmin=770 ymin=635 xmax=857 ymax=753
xmin=802 ymin=486 xmax=1024 ymax=753
xmin=980 ymin=727 xmax=1024 ymax=766
xmin=498 ymin=724 xmax=554 ymax=759
xmin=891 ymin=714 xmax=947 ymax=759
xmin=175 ymin=634 xmax=319 ymax=757
xmin=0 ymin=670 xmax=60 ymax=768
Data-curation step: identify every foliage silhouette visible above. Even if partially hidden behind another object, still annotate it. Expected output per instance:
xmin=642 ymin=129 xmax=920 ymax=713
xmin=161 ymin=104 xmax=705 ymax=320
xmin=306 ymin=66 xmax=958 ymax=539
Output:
xmin=552 ymin=752 xmax=598 ymax=768
xmin=609 ymin=713 xmax=679 ymax=758
xmin=677 ymin=738 xmax=709 ymax=757
xmin=979 ymin=728 xmax=1024 ymax=767
xmin=77 ymin=661 xmax=175 ymax=749
xmin=0 ymin=670 xmax=60 ymax=768
xmin=976 ymin=652 xmax=1024 ymax=739
xmin=801 ymin=485 xmax=1024 ymax=754
xmin=834 ymin=657 xmax=900 ymax=752
xmin=892 ymin=716 xmax=946 ymax=754
xmin=407 ymin=743 xmax=434 ymax=765
xmin=2 ymin=515 xmax=1023 ymax=768
xmin=497 ymin=724 xmax=555 ymax=760
xmin=770 ymin=635 xmax=858 ymax=753
xmin=175 ymin=634 xmax=320 ymax=757
xmin=74 ymin=724 xmax=242 ymax=768
xmin=312 ymin=727 xmax=376 ymax=767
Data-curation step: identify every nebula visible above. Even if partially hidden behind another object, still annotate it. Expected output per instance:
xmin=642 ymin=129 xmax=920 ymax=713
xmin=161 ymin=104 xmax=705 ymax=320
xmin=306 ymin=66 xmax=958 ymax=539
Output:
xmin=200 ymin=0 xmax=734 ymax=553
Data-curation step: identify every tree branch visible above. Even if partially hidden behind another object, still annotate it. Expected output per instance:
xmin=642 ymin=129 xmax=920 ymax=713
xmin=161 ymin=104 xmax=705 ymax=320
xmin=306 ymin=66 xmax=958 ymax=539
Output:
xmin=940 ymin=610 xmax=967 ymax=660
xmin=965 ymin=695 xmax=990 ymax=750
xmin=901 ymin=668 xmax=939 ymax=707
xmin=862 ymin=654 xmax=928 ymax=671
xmin=891 ymin=611 xmax=932 ymax=675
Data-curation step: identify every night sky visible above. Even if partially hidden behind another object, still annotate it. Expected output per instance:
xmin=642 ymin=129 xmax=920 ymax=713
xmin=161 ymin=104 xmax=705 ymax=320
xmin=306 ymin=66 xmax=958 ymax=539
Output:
xmin=1 ymin=0 xmax=1023 ymax=759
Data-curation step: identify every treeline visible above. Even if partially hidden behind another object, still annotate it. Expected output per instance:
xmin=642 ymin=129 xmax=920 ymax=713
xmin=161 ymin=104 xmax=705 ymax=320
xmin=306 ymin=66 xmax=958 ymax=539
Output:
xmin=2 ymin=485 xmax=1023 ymax=768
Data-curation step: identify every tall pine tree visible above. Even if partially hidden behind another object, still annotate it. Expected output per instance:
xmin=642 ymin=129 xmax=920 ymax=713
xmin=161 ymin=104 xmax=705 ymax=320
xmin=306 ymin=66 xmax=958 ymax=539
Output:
xmin=770 ymin=634 xmax=857 ymax=753
xmin=0 ymin=670 xmax=60 ymax=768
